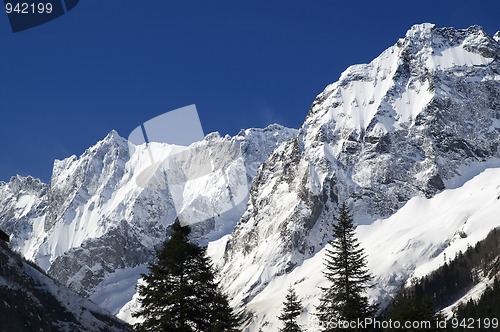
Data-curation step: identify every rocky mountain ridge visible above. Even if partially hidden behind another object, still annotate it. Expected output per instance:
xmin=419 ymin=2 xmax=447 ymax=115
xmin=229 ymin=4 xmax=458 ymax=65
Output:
xmin=0 ymin=124 xmax=297 ymax=314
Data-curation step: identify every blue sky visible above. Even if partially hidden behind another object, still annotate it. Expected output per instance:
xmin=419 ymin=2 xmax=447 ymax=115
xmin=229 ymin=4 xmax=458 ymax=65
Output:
xmin=1 ymin=0 xmax=499 ymax=182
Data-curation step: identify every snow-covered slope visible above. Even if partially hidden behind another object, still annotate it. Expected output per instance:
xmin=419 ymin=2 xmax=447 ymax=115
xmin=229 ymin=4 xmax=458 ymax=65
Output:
xmin=118 ymin=165 xmax=500 ymax=330
xmin=0 ymin=124 xmax=297 ymax=315
xmin=231 ymin=166 xmax=500 ymax=331
xmin=0 ymin=241 xmax=130 ymax=331
xmin=212 ymin=24 xmax=500 ymax=330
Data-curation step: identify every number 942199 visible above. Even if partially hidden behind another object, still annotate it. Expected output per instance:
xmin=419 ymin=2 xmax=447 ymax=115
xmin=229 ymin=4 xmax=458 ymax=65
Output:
xmin=451 ymin=317 xmax=499 ymax=329
xmin=6 ymin=2 xmax=53 ymax=14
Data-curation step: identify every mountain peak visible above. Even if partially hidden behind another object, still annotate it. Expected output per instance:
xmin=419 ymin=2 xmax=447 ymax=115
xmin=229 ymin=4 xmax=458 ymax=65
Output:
xmin=404 ymin=23 xmax=490 ymax=41
xmin=5 ymin=174 xmax=46 ymax=191
xmin=92 ymin=130 xmax=129 ymax=154
xmin=103 ymin=129 xmax=125 ymax=143
xmin=405 ymin=22 xmax=435 ymax=39
xmin=494 ymin=31 xmax=500 ymax=43
xmin=402 ymin=24 xmax=497 ymax=72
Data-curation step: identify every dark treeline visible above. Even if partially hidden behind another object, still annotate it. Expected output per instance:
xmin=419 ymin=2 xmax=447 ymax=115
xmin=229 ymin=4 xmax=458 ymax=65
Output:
xmin=404 ymin=227 xmax=500 ymax=310
xmin=383 ymin=227 xmax=500 ymax=331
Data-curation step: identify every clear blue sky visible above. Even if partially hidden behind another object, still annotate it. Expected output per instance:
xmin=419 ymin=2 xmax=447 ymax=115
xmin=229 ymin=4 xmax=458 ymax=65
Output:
xmin=1 ymin=0 xmax=499 ymax=182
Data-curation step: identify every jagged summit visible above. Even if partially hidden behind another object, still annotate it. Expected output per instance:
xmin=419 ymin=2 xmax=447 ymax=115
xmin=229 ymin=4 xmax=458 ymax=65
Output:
xmin=106 ymin=128 xmax=121 ymax=139
xmin=404 ymin=22 xmax=435 ymax=37
xmin=236 ymin=123 xmax=293 ymax=136
xmin=404 ymin=23 xmax=489 ymax=41
xmin=94 ymin=129 xmax=129 ymax=149
xmin=6 ymin=174 xmax=45 ymax=188
xmin=311 ymin=23 xmax=497 ymax=130
xmin=98 ymin=129 xmax=129 ymax=149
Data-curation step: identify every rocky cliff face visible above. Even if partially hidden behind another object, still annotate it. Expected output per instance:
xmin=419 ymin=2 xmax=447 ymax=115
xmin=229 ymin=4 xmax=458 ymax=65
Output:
xmin=218 ymin=23 xmax=500 ymax=317
xmin=0 ymin=176 xmax=47 ymax=252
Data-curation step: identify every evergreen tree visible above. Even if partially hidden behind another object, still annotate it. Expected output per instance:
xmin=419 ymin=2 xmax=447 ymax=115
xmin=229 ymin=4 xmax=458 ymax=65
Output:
xmin=133 ymin=219 xmax=239 ymax=332
xmin=278 ymin=286 xmax=303 ymax=332
xmin=316 ymin=202 xmax=375 ymax=331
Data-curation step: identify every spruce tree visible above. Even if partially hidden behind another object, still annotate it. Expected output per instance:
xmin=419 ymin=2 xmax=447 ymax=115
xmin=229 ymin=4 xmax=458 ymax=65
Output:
xmin=278 ymin=286 xmax=303 ymax=332
xmin=316 ymin=202 xmax=375 ymax=331
xmin=133 ymin=219 xmax=239 ymax=332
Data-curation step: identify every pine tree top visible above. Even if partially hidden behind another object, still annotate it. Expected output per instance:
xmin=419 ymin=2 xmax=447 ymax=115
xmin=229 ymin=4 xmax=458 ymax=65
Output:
xmin=279 ymin=286 xmax=303 ymax=332
xmin=133 ymin=218 xmax=240 ymax=331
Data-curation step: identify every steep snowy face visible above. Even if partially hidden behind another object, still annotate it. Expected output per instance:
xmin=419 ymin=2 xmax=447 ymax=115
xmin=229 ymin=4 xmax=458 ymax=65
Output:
xmin=0 ymin=124 xmax=296 ymax=308
xmin=220 ymin=24 xmax=500 ymax=309
xmin=0 ymin=176 xmax=47 ymax=251
xmin=40 ymin=131 xmax=131 ymax=264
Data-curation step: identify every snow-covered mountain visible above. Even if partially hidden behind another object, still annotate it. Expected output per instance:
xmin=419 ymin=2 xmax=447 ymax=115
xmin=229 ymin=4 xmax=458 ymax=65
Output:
xmin=0 ymin=124 xmax=297 ymax=314
xmin=212 ymin=23 xmax=500 ymax=330
xmin=0 ymin=240 xmax=130 ymax=331
xmin=1 ymin=23 xmax=500 ymax=331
